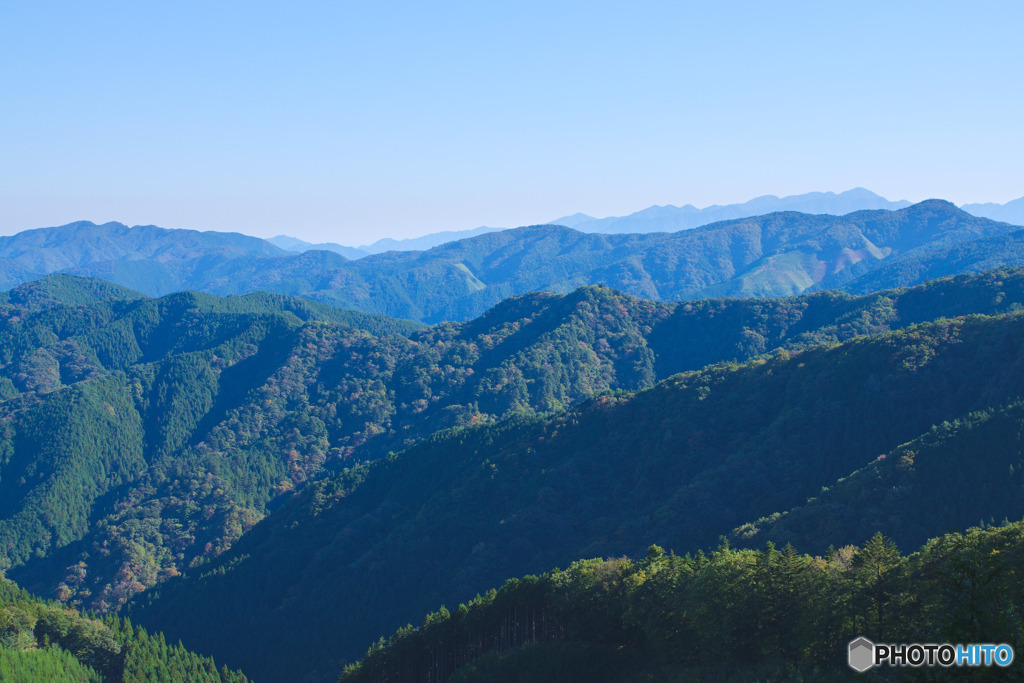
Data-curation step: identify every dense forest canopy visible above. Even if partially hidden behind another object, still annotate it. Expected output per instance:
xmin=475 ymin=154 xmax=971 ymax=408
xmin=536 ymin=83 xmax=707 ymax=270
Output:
xmin=340 ymin=520 xmax=1024 ymax=682
xmin=0 ymin=576 xmax=247 ymax=682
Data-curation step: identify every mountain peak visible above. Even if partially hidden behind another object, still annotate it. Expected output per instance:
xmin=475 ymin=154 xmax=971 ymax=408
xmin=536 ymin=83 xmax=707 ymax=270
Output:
xmin=903 ymin=198 xmax=963 ymax=213
xmin=549 ymin=212 xmax=598 ymax=228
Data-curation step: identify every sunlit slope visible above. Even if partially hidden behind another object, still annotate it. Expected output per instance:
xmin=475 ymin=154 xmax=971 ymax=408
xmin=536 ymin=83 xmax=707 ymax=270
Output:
xmin=340 ymin=521 xmax=1024 ymax=682
xmin=0 ymin=576 xmax=249 ymax=682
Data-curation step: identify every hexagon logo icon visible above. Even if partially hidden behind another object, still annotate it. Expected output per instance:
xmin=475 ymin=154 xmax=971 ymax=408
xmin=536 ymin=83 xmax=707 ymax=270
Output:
xmin=849 ymin=637 xmax=875 ymax=672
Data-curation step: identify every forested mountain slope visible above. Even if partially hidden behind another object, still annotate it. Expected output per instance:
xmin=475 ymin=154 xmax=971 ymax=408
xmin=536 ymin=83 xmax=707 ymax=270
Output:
xmin=5 ymin=201 xmax=1022 ymax=323
xmin=0 ymin=274 xmax=147 ymax=308
xmin=128 ymin=310 xmax=1024 ymax=681
xmin=839 ymin=227 xmax=1024 ymax=295
xmin=340 ymin=521 xmax=1024 ymax=682
xmin=0 ymin=221 xmax=285 ymax=292
xmin=731 ymin=399 xmax=1024 ymax=555
xmin=2 ymin=269 xmax=1024 ymax=626
xmin=0 ymin=280 xmax=663 ymax=612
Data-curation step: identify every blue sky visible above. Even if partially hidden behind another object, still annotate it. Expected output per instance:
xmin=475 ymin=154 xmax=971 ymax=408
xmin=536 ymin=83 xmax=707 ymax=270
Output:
xmin=2 ymin=1 xmax=1022 ymax=244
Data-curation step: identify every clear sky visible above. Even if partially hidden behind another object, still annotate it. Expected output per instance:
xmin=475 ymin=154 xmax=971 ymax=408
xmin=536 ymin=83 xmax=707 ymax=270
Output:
xmin=2 ymin=1 xmax=1022 ymax=244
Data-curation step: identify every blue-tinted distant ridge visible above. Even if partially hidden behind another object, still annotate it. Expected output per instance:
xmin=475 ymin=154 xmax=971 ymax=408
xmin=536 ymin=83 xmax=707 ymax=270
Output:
xmin=552 ymin=188 xmax=913 ymax=233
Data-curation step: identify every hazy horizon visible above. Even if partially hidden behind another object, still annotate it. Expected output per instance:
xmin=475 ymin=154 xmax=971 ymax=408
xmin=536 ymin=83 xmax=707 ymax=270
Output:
xmin=3 ymin=3 xmax=1021 ymax=243
xmin=5 ymin=188 xmax=1022 ymax=246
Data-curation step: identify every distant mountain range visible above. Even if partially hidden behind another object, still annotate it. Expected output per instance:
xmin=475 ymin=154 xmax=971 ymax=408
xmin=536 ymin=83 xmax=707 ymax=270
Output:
xmin=264 ymin=236 xmax=369 ymax=259
xmin=961 ymin=195 xmax=1024 ymax=225
xmin=554 ymin=189 xmax=1024 ymax=234
xmin=0 ymin=220 xmax=287 ymax=292
xmin=555 ymin=188 xmax=1024 ymax=235
xmin=548 ymin=187 xmax=913 ymax=233
xmin=0 ymin=220 xmax=283 ymax=271
xmin=270 ymin=189 xmax=919 ymax=256
xmin=267 ymin=226 xmax=502 ymax=259
xmin=267 ymin=189 xmax=1024 ymax=257
xmin=3 ymin=201 xmax=1024 ymax=323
